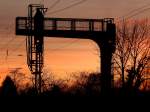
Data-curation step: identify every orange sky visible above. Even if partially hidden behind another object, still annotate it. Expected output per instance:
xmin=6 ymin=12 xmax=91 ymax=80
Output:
xmin=0 ymin=35 xmax=100 ymax=84
xmin=0 ymin=0 xmax=150 ymax=84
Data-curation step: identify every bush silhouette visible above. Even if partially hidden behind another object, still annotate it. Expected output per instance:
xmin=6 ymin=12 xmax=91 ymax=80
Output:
xmin=0 ymin=76 xmax=17 ymax=96
xmin=69 ymin=72 xmax=101 ymax=96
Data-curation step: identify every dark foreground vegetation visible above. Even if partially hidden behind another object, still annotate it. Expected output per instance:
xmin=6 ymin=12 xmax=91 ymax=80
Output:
xmin=0 ymin=72 xmax=150 ymax=97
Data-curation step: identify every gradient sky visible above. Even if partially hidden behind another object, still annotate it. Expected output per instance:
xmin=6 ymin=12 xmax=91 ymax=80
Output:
xmin=0 ymin=0 xmax=150 ymax=83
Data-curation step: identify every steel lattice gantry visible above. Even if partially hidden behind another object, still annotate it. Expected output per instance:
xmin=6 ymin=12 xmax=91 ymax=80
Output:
xmin=16 ymin=4 xmax=116 ymax=95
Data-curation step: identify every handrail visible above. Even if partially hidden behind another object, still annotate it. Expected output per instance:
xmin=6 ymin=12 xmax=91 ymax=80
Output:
xmin=16 ymin=17 xmax=114 ymax=32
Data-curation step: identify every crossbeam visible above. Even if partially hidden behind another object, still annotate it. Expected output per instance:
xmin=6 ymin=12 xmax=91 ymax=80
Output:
xmin=16 ymin=17 xmax=114 ymax=38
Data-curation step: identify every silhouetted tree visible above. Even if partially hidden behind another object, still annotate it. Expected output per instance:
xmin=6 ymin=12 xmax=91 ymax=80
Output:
xmin=0 ymin=76 xmax=17 ymax=96
xmin=40 ymin=70 xmax=55 ymax=92
xmin=49 ymin=85 xmax=62 ymax=96
xmin=114 ymin=19 xmax=150 ymax=94
xmin=125 ymin=55 xmax=150 ymax=93
xmin=70 ymin=72 xmax=101 ymax=96
xmin=114 ymin=20 xmax=132 ymax=87
xmin=7 ymin=68 xmax=29 ymax=94
xmin=84 ymin=73 xmax=101 ymax=96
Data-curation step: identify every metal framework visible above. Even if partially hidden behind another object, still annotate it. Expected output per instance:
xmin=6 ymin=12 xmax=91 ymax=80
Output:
xmin=16 ymin=17 xmax=114 ymax=36
xmin=16 ymin=4 xmax=116 ymax=95
xmin=23 ymin=4 xmax=47 ymax=93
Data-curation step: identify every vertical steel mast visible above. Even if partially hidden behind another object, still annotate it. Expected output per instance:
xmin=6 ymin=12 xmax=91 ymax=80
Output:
xmin=27 ymin=4 xmax=47 ymax=94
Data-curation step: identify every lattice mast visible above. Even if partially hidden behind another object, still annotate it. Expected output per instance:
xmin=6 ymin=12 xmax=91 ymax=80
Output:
xmin=27 ymin=4 xmax=47 ymax=93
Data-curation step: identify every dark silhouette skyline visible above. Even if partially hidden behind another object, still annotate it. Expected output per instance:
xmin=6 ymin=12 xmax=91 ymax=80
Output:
xmin=16 ymin=4 xmax=116 ymax=94
xmin=0 ymin=1 xmax=149 ymax=97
